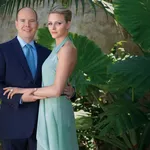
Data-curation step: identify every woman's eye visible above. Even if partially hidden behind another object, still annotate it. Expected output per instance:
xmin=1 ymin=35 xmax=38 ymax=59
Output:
xmin=48 ymin=22 xmax=52 ymax=26
xmin=55 ymin=22 xmax=62 ymax=25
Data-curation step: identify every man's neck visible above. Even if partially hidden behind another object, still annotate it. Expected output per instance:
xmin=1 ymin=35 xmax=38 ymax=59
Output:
xmin=17 ymin=35 xmax=33 ymax=43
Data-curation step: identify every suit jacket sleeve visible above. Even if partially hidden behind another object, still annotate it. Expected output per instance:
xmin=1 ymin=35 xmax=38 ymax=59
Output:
xmin=70 ymin=94 xmax=76 ymax=102
xmin=0 ymin=48 xmax=22 ymax=109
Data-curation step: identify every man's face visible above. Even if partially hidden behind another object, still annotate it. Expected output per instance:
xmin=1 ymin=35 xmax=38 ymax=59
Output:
xmin=15 ymin=8 xmax=38 ymax=42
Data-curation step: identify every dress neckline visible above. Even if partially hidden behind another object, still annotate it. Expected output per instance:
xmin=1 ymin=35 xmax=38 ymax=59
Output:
xmin=53 ymin=36 xmax=70 ymax=53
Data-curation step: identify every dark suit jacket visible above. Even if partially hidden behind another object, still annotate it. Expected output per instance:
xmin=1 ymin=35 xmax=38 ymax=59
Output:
xmin=0 ymin=37 xmax=50 ymax=139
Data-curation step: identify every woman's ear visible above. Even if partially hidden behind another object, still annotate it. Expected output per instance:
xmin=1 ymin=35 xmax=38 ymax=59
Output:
xmin=66 ymin=21 xmax=71 ymax=30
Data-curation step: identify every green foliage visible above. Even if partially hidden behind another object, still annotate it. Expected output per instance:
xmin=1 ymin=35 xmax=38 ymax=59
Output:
xmin=37 ymin=27 xmax=55 ymax=50
xmin=113 ymin=0 xmax=150 ymax=52
xmin=74 ymin=110 xmax=92 ymax=130
xmin=107 ymin=56 xmax=150 ymax=98
xmin=68 ymin=33 xmax=112 ymax=95
xmin=109 ymin=40 xmax=129 ymax=61
xmin=96 ymin=99 xmax=148 ymax=136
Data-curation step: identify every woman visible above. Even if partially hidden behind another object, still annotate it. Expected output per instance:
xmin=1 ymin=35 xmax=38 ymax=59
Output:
xmin=4 ymin=5 xmax=79 ymax=150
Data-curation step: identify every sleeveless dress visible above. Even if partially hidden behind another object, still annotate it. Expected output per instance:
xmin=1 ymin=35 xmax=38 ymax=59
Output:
xmin=36 ymin=36 xmax=79 ymax=150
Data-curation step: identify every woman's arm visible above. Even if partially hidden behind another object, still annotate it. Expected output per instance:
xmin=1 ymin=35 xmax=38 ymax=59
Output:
xmin=3 ymin=87 xmax=47 ymax=100
xmin=34 ymin=42 xmax=77 ymax=98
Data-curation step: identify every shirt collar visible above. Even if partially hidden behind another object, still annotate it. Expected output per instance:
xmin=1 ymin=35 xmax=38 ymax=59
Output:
xmin=17 ymin=35 xmax=36 ymax=49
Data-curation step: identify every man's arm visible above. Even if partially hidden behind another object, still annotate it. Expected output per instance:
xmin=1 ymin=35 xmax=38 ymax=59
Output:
xmin=0 ymin=49 xmax=22 ymax=109
xmin=63 ymin=84 xmax=76 ymax=102
xmin=70 ymin=87 xmax=76 ymax=102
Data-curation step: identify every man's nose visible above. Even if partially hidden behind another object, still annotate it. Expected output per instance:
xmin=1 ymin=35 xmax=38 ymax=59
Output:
xmin=25 ymin=21 xmax=30 ymax=26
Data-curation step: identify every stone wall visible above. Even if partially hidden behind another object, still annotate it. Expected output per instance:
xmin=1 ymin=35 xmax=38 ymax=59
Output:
xmin=0 ymin=2 xmax=141 ymax=54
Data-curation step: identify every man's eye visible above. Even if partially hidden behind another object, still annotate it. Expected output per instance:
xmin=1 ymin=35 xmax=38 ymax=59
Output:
xmin=20 ymin=20 xmax=25 ymax=22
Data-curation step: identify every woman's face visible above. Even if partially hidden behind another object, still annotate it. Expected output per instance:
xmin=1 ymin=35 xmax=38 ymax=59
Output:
xmin=48 ymin=13 xmax=70 ymax=39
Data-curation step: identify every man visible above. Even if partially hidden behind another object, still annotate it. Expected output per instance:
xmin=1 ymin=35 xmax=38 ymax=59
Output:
xmin=0 ymin=7 xmax=74 ymax=150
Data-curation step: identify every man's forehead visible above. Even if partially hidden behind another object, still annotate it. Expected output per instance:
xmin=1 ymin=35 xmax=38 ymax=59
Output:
xmin=16 ymin=7 xmax=38 ymax=21
xmin=17 ymin=17 xmax=36 ymax=20
xmin=17 ymin=14 xmax=37 ymax=20
xmin=18 ymin=9 xmax=36 ymax=17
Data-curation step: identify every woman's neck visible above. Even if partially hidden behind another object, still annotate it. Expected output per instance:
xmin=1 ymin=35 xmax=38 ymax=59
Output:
xmin=55 ymin=34 xmax=68 ymax=46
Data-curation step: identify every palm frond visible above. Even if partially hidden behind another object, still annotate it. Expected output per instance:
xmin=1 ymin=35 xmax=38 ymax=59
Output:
xmin=94 ymin=0 xmax=114 ymax=18
xmin=0 ymin=0 xmax=97 ymax=19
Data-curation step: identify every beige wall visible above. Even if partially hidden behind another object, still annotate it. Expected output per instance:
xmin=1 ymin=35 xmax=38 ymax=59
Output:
xmin=0 ymin=2 xmax=140 ymax=54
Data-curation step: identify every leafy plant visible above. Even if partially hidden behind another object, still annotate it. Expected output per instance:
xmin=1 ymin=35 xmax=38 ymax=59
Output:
xmin=113 ymin=0 xmax=150 ymax=53
xmin=107 ymin=56 xmax=150 ymax=98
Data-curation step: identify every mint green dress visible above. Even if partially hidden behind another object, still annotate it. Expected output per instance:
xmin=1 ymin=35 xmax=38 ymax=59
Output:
xmin=36 ymin=37 xmax=79 ymax=150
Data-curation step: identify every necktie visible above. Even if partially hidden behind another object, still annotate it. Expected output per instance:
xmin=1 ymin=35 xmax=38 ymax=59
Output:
xmin=24 ymin=44 xmax=36 ymax=78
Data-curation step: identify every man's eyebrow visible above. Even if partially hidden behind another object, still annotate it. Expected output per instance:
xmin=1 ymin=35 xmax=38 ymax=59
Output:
xmin=19 ymin=19 xmax=36 ymax=21
xmin=18 ymin=18 xmax=25 ymax=20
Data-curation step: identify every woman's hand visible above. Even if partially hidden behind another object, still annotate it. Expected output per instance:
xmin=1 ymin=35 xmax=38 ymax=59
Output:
xmin=3 ymin=87 xmax=47 ymax=101
xmin=21 ymin=89 xmax=48 ymax=102
xmin=3 ymin=87 xmax=30 ymax=99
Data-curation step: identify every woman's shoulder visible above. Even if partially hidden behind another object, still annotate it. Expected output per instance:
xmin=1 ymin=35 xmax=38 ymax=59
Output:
xmin=58 ymin=40 xmax=77 ymax=60
xmin=62 ymin=40 xmax=77 ymax=53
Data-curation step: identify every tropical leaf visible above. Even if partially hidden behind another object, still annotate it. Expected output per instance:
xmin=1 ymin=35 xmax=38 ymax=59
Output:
xmin=68 ymin=32 xmax=112 ymax=95
xmin=36 ymin=27 xmax=55 ymax=50
xmin=113 ymin=0 xmax=150 ymax=52
xmin=95 ymin=99 xmax=148 ymax=137
xmin=100 ymin=136 xmax=128 ymax=150
xmin=95 ymin=0 xmax=114 ymax=17
xmin=37 ymin=27 xmax=112 ymax=95
xmin=107 ymin=56 xmax=150 ymax=98
xmin=138 ymin=122 xmax=150 ymax=150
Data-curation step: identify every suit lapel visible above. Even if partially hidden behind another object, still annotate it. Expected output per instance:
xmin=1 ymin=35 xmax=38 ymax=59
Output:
xmin=12 ymin=37 xmax=33 ymax=79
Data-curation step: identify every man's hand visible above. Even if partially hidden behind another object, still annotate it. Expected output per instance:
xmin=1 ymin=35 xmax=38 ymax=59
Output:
xmin=3 ymin=87 xmax=26 ymax=99
xmin=63 ymin=83 xmax=75 ymax=99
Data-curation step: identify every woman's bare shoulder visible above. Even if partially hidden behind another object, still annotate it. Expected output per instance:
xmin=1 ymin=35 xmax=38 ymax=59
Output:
xmin=61 ymin=40 xmax=77 ymax=53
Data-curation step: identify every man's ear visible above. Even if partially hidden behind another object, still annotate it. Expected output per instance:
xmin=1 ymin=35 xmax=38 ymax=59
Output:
xmin=15 ymin=20 xmax=18 ymax=29
xmin=36 ymin=21 xmax=39 ymax=29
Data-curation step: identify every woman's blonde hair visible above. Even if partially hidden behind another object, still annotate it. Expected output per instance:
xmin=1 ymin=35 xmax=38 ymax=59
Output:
xmin=49 ymin=5 xmax=72 ymax=22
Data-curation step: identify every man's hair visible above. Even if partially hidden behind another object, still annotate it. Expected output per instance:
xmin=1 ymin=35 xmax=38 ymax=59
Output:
xmin=49 ymin=5 xmax=72 ymax=22
xmin=16 ymin=7 xmax=38 ymax=21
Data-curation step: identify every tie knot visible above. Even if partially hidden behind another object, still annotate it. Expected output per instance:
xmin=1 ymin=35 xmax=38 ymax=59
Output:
xmin=25 ymin=44 xmax=33 ymax=50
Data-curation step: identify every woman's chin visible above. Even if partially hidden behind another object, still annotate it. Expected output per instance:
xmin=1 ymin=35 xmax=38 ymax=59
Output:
xmin=51 ymin=34 xmax=57 ymax=39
